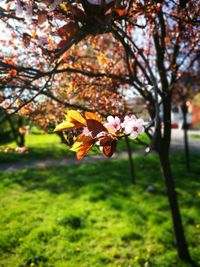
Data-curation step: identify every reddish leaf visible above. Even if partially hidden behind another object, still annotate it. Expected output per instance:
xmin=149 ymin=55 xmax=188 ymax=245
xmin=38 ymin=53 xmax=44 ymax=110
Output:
xmin=103 ymin=141 xmax=117 ymax=157
xmin=86 ymin=119 xmax=107 ymax=138
xmin=3 ymin=58 xmax=15 ymax=66
xmin=57 ymin=22 xmax=78 ymax=54
xmin=38 ymin=11 xmax=47 ymax=26
xmin=57 ymin=40 xmax=68 ymax=50
xmin=9 ymin=69 xmax=17 ymax=76
xmin=58 ymin=22 xmax=78 ymax=37
xmin=76 ymin=134 xmax=94 ymax=143
xmin=69 ymin=6 xmax=86 ymax=22
xmin=115 ymin=8 xmax=127 ymax=16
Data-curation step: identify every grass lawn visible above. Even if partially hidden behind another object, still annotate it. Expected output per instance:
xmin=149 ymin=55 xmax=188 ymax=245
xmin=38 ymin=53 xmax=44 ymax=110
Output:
xmin=0 ymin=133 xmax=73 ymax=164
xmin=0 ymin=133 xmax=149 ymax=164
xmin=0 ymin=154 xmax=199 ymax=267
xmin=190 ymin=134 xmax=200 ymax=139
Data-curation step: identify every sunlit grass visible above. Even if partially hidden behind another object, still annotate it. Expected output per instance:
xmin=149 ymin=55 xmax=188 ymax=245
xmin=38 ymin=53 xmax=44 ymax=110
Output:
xmin=0 ymin=133 xmax=73 ymax=163
xmin=0 ymin=132 xmax=149 ymax=163
xmin=0 ymin=154 xmax=199 ymax=266
xmin=190 ymin=134 xmax=200 ymax=139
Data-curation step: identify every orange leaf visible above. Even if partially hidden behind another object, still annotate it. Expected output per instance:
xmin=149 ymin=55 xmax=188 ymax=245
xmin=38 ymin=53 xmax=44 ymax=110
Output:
xmin=19 ymin=127 xmax=26 ymax=135
xmin=9 ymin=69 xmax=17 ymax=76
xmin=18 ymin=105 xmax=31 ymax=116
xmin=76 ymin=143 xmax=94 ymax=160
xmin=3 ymin=58 xmax=15 ymax=66
xmin=72 ymin=134 xmax=95 ymax=160
xmin=85 ymin=112 xmax=102 ymax=122
xmin=116 ymin=8 xmax=127 ymax=16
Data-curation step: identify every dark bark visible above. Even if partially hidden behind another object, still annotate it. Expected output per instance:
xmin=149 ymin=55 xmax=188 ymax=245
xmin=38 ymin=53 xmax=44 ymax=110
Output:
xmin=6 ymin=115 xmax=25 ymax=147
xmin=17 ymin=117 xmax=25 ymax=147
xmin=158 ymin=150 xmax=192 ymax=262
xmin=18 ymin=132 xmax=25 ymax=147
xmin=157 ymin=96 xmax=192 ymax=263
xmin=7 ymin=115 xmax=20 ymax=146
xmin=125 ymin=135 xmax=136 ymax=184
xmin=181 ymin=103 xmax=190 ymax=171
xmin=179 ymin=0 xmax=188 ymax=8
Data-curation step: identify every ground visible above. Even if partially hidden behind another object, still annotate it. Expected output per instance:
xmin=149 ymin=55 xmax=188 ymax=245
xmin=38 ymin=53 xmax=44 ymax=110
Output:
xmin=0 ymin=154 xmax=199 ymax=267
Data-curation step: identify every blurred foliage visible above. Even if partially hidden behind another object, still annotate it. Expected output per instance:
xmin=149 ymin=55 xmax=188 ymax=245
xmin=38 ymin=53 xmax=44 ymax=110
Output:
xmin=192 ymin=93 xmax=200 ymax=105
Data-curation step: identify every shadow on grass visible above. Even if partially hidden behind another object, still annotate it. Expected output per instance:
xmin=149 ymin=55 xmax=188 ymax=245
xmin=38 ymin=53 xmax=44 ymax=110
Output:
xmin=1 ymin=154 xmax=199 ymax=202
xmin=0 ymin=156 xmax=161 ymax=194
xmin=0 ymin=147 xmax=74 ymax=164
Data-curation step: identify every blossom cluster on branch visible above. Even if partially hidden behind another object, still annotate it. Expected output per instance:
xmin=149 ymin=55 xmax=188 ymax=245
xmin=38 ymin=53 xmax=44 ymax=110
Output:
xmin=54 ymin=110 xmax=144 ymax=159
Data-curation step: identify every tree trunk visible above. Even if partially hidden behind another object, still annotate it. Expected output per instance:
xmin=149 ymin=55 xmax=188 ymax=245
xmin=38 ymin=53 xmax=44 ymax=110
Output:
xmin=158 ymin=96 xmax=192 ymax=263
xmin=18 ymin=133 xmax=25 ymax=147
xmin=181 ymin=104 xmax=190 ymax=171
xmin=17 ymin=117 xmax=25 ymax=147
xmin=7 ymin=115 xmax=20 ymax=146
xmin=158 ymin=150 xmax=192 ymax=263
xmin=125 ymin=135 xmax=136 ymax=184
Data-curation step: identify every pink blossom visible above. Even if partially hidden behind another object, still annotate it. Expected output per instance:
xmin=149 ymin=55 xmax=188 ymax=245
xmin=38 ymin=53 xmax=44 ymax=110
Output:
xmin=121 ymin=115 xmax=144 ymax=139
xmin=83 ymin=127 xmax=91 ymax=136
xmin=38 ymin=36 xmax=49 ymax=47
xmin=49 ymin=0 xmax=63 ymax=11
xmin=104 ymin=116 xmax=121 ymax=133
xmin=15 ymin=0 xmax=23 ymax=17
xmin=24 ymin=2 xmax=33 ymax=22
xmin=96 ymin=131 xmax=106 ymax=138
xmin=15 ymin=0 xmax=33 ymax=21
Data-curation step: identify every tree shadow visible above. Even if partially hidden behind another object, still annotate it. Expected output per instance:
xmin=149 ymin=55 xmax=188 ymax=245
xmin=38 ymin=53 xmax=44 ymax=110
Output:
xmin=1 ymin=154 xmax=199 ymax=211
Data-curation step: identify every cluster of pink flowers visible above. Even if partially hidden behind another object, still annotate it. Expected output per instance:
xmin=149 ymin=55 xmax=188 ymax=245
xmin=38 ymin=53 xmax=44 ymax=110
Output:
xmin=104 ymin=116 xmax=121 ymax=134
xmin=103 ymin=115 xmax=145 ymax=138
xmin=82 ymin=114 xmax=144 ymax=139
xmin=15 ymin=0 xmax=33 ymax=21
xmin=121 ymin=115 xmax=145 ymax=138
xmin=54 ymin=110 xmax=145 ymax=159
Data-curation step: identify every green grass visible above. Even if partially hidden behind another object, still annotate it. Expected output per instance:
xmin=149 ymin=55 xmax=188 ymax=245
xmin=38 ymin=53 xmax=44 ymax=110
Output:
xmin=116 ymin=133 xmax=149 ymax=152
xmin=0 ymin=154 xmax=199 ymax=267
xmin=190 ymin=134 xmax=200 ymax=139
xmin=0 ymin=133 xmax=149 ymax=164
xmin=0 ymin=133 xmax=73 ymax=163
